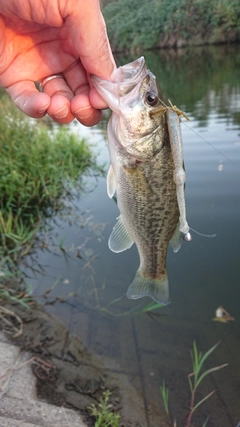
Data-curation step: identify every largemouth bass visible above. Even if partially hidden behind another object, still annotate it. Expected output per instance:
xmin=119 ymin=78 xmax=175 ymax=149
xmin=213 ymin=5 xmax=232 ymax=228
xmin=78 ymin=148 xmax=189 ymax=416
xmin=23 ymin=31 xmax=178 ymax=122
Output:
xmin=92 ymin=57 xmax=191 ymax=305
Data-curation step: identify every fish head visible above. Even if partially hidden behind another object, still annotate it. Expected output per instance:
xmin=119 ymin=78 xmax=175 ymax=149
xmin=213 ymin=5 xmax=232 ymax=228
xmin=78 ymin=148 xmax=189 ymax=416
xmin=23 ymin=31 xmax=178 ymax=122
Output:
xmin=91 ymin=57 xmax=167 ymax=148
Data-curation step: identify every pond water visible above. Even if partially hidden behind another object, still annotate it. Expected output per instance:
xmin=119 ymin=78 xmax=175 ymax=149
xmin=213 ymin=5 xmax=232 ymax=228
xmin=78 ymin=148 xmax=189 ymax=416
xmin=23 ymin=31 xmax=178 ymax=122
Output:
xmin=23 ymin=45 xmax=240 ymax=426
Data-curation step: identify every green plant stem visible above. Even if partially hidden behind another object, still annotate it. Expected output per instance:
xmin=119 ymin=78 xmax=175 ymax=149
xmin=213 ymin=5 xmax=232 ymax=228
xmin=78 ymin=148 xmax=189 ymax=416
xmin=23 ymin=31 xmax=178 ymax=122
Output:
xmin=186 ymin=391 xmax=195 ymax=427
xmin=185 ymin=341 xmax=227 ymax=427
xmin=186 ymin=389 xmax=215 ymax=427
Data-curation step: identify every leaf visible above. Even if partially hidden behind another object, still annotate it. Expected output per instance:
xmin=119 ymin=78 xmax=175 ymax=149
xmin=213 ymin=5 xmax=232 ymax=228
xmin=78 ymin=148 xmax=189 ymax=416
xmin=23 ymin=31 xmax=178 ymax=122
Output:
xmin=191 ymin=340 xmax=222 ymax=382
xmin=197 ymin=341 xmax=221 ymax=373
xmin=142 ymin=301 xmax=164 ymax=312
xmin=196 ymin=363 xmax=228 ymax=388
xmin=192 ymin=389 xmax=216 ymax=413
xmin=160 ymin=380 xmax=169 ymax=415
xmin=202 ymin=416 xmax=209 ymax=427
xmin=188 ymin=374 xmax=193 ymax=394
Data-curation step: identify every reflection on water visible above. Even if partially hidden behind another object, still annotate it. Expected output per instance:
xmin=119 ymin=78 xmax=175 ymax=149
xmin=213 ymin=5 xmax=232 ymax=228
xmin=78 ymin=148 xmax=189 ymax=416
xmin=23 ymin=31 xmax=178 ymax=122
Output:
xmin=22 ymin=45 xmax=240 ymax=426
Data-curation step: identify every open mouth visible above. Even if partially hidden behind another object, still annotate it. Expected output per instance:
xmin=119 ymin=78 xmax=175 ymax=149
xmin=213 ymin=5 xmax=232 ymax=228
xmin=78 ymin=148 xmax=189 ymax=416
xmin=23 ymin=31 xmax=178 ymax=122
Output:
xmin=113 ymin=56 xmax=146 ymax=83
xmin=111 ymin=57 xmax=147 ymax=97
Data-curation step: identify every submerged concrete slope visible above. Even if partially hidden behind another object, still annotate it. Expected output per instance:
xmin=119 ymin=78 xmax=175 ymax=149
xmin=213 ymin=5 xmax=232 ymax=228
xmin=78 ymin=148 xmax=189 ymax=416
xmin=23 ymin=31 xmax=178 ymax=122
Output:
xmin=0 ymin=332 xmax=86 ymax=427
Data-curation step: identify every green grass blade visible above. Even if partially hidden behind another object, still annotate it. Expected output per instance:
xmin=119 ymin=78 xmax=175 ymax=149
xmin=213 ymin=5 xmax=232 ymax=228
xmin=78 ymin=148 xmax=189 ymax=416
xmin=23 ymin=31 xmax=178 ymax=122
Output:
xmin=192 ymin=389 xmax=216 ymax=413
xmin=188 ymin=374 xmax=193 ymax=394
xmin=142 ymin=301 xmax=164 ymax=312
xmin=195 ymin=363 xmax=228 ymax=388
xmin=160 ymin=380 xmax=169 ymax=415
xmin=190 ymin=340 xmax=222 ymax=385
xmin=196 ymin=341 xmax=221 ymax=374
xmin=202 ymin=416 xmax=209 ymax=427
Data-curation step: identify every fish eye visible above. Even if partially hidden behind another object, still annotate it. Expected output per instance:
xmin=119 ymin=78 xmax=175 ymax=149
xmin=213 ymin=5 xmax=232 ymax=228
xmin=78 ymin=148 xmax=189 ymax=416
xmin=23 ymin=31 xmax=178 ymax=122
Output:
xmin=145 ymin=92 xmax=159 ymax=107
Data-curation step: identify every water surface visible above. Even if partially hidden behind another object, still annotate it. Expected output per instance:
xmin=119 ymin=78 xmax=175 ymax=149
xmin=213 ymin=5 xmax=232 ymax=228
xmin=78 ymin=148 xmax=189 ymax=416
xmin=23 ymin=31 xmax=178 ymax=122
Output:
xmin=23 ymin=45 xmax=240 ymax=426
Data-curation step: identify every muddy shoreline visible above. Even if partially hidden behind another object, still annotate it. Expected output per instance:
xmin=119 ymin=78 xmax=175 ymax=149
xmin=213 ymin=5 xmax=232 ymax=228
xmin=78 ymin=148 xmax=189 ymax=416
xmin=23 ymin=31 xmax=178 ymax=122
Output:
xmin=0 ymin=299 xmax=171 ymax=427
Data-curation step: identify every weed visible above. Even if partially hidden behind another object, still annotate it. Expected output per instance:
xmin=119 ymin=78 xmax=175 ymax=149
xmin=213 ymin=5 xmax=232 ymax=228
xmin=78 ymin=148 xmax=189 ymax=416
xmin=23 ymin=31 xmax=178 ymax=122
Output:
xmin=141 ymin=300 xmax=165 ymax=312
xmin=0 ymin=283 xmax=33 ymax=309
xmin=160 ymin=380 xmax=169 ymax=416
xmin=88 ymin=390 xmax=120 ymax=427
xmin=0 ymin=94 xmax=100 ymax=266
xmin=0 ymin=305 xmax=23 ymax=337
xmin=95 ymin=296 xmax=165 ymax=318
xmin=186 ymin=341 xmax=227 ymax=427
xmin=161 ymin=341 xmax=228 ymax=426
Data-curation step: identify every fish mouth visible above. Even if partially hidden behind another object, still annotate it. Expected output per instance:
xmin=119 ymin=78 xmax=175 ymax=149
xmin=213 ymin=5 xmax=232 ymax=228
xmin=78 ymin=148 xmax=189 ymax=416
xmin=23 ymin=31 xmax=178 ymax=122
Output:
xmin=91 ymin=57 xmax=147 ymax=98
xmin=111 ymin=57 xmax=147 ymax=97
xmin=111 ymin=56 xmax=146 ymax=84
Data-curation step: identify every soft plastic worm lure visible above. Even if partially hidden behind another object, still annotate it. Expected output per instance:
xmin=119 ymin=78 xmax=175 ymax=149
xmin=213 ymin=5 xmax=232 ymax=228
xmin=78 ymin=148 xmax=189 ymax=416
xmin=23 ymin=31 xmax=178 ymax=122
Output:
xmin=166 ymin=104 xmax=192 ymax=242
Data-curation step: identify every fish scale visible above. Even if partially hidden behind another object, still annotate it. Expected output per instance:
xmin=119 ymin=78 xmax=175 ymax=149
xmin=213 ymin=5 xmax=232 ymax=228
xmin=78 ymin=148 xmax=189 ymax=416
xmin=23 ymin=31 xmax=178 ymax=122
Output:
xmin=91 ymin=57 xmax=190 ymax=304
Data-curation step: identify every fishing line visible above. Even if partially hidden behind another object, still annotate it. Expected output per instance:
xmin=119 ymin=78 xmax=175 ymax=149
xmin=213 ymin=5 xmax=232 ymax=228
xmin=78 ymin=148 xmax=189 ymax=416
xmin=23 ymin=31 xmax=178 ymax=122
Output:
xmin=159 ymin=97 xmax=240 ymax=169
xmin=182 ymin=121 xmax=240 ymax=169
xmin=189 ymin=227 xmax=217 ymax=238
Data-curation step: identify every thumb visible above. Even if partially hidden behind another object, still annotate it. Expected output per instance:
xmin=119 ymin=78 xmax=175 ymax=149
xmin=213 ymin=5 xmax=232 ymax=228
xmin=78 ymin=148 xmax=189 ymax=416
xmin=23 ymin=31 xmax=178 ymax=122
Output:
xmin=72 ymin=1 xmax=115 ymax=79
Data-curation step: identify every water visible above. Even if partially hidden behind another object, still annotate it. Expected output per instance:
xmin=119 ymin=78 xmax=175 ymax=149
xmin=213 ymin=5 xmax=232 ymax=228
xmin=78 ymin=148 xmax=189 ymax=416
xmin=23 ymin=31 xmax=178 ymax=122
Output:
xmin=23 ymin=45 xmax=240 ymax=426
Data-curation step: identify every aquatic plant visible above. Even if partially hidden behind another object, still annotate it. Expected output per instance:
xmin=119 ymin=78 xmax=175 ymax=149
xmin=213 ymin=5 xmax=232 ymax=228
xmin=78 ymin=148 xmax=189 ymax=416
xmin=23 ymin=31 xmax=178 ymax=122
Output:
xmin=160 ymin=341 xmax=228 ymax=426
xmin=141 ymin=300 xmax=165 ymax=313
xmin=88 ymin=390 xmax=120 ymax=427
xmin=160 ymin=380 xmax=169 ymax=416
xmin=93 ymin=290 xmax=165 ymax=318
xmin=186 ymin=341 xmax=227 ymax=427
xmin=0 ymin=283 xmax=33 ymax=309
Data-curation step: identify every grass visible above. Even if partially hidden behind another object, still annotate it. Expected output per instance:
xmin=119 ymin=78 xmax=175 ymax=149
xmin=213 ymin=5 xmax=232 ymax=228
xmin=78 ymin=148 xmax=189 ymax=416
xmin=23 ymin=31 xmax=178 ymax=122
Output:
xmin=186 ymin=341 xmax=227 ymax=427
xmin=160 ymin=380 xmax=169 ymax=416
xmin=161 ymin=341 xmax=228 ymax=426
xmin=0 ymin=94 xmax=100 ymax=267
xmin=88 ymin=390 xmax=120 ymax=427
xmin=0 ymin=283 xmax=33 ymax=309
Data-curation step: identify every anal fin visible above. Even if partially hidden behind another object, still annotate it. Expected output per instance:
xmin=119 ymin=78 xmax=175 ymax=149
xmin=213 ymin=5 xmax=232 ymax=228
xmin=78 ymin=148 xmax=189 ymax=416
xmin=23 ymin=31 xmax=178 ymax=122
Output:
xmin=170 ymin=223 xmax=182 ymax=253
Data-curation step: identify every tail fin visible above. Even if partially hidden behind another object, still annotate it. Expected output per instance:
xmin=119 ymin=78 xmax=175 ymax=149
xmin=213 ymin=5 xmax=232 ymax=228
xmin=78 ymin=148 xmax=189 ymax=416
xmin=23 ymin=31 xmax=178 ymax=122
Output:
xmin=126 ymin=270 xmax=169 ymax=305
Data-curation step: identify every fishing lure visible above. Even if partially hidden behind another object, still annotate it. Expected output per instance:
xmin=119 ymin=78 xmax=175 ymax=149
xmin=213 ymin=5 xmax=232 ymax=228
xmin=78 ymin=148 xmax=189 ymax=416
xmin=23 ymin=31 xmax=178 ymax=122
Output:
xmin=166 ymin=104 xmax=192 ymax=242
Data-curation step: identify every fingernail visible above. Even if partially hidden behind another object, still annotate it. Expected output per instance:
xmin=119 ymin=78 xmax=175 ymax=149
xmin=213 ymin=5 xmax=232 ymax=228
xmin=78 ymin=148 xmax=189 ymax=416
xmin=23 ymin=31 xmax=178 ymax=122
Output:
xmin=37 ymin=104 xmax=50 ymax=114
xmin=54 ymin=105 xmax=68 ymax=119
xmin=75 ymin=106 xmax=93 ymax=119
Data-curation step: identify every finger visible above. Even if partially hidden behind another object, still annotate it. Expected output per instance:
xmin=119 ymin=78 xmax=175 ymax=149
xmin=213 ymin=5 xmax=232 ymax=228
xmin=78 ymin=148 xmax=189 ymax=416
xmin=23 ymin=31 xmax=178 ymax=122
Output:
xmin=89 ymin=86 xmax=109 ymax=110
xmin=64 ymin=62 xmax=103 ymax=126
xmin=5 ymin=81 xmax=51 ymax=118
xmin=64 ymin=61 xmax=108 ymax=109
xmin=71 ymin=85 xmax=102 ymax=127
xmin=40 ymin=76 xmax=74 ymax=123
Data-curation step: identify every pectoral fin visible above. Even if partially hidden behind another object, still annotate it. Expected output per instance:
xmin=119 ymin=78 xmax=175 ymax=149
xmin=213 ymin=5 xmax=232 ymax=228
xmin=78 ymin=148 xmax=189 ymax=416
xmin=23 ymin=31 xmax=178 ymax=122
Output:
xmin=108 ymin=215 xmax=134 ymax=253
xmin=107 ymin=164 xmax=116 ymax=198
xmin=170 ymin=223 xmax=182 ymax=253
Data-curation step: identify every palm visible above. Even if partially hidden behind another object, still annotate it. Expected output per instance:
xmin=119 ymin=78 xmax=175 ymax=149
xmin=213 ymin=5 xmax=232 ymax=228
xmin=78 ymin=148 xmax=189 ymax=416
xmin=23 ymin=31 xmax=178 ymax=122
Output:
xmin=0 ymin=16 xmax=80 ymax=86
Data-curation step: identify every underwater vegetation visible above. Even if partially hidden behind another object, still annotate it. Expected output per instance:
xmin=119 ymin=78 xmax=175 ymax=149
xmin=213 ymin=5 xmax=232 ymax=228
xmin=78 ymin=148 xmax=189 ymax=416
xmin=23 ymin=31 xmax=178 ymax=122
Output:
xmin=161 ymin=341 xmax=228 ymax=427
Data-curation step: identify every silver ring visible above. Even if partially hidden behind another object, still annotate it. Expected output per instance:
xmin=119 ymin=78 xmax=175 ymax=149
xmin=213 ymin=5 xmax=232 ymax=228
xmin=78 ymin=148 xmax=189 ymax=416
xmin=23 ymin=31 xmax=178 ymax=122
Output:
xmin=38 ymin=74 xmax=65 ymax=92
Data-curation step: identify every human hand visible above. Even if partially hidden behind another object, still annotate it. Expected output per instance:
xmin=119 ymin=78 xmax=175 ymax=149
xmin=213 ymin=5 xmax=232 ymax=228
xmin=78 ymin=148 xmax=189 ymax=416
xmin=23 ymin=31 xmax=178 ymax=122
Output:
xmin=0 ymin=0 xmax=115 ymax=126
